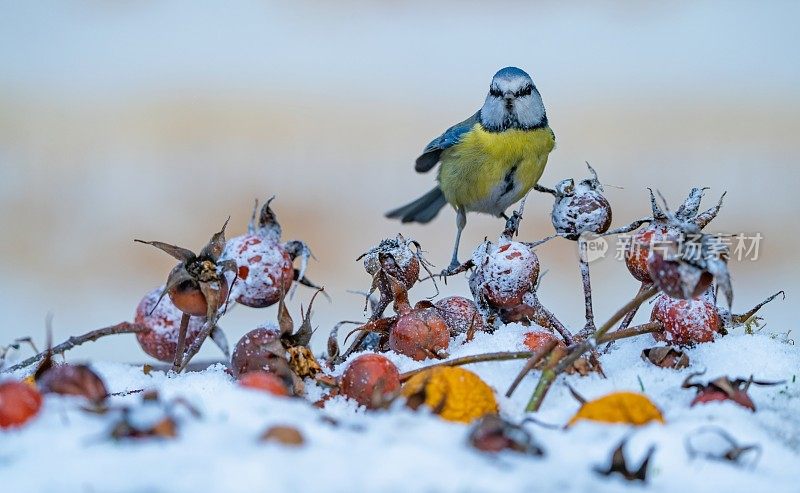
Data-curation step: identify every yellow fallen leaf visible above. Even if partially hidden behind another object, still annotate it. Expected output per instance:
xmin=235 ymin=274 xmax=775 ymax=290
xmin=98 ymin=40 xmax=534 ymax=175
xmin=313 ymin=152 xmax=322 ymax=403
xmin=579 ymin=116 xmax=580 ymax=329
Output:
xmin=567 ymin=391 xmax=664 ymax=427
xmin=402 ymin=367 xmax=498 ymax=424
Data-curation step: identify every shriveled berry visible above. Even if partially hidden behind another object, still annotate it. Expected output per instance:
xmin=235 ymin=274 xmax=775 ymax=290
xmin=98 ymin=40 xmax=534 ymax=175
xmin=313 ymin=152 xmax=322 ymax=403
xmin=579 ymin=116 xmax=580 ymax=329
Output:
xmin=238 ymin=371 xmax=290 ymax=397
xmin=0 ymin=380 xmax=42 ymax=429
xmin=523 ymin=331 xmax=567 ymax=352
xmin=362 ymin=235 xmax=421 ymax=289
xmin=340 ymin=354 xmax=401 ymax=409
xmin=38 ymin=364 xmax=108 ymax=403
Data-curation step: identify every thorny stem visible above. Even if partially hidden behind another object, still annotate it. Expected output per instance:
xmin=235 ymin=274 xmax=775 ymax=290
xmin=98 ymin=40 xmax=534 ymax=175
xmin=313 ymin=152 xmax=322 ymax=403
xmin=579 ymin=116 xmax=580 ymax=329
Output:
xmin=3 ymin=322 xmax=147 ymax=373
xmin=526 ymin=285 xmax=660 ymax=412
xmin=596 ymin=321 xmax=662 ymax=345
xmin=170 ymin=313 xmax=191 ymax=372
xmin=578 ymin=240 xmax=595 ymax=336
xmin=730 ymin=291 xmax=785 ymax=325
xmin=176 ymin=319 xmax=216 ymax=373
xmin=398 ymin=351 xmax=535 ymax=383
xmin=505 ymin=339 xmax=558 ymax=397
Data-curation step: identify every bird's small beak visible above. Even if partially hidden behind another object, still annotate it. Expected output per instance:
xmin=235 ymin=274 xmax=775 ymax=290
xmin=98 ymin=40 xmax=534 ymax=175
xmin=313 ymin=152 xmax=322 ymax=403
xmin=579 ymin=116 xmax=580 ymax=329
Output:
xmin=503 ymin=91 xmax=514 ymax=109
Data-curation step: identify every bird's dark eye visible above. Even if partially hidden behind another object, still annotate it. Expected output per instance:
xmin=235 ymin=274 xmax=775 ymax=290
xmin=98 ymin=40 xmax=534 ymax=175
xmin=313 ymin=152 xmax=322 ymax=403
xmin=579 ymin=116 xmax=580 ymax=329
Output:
xmin=489 ymin=87 xmax=502 ymax=97
xmin=515 ymin=85 xmax=533 ymax=97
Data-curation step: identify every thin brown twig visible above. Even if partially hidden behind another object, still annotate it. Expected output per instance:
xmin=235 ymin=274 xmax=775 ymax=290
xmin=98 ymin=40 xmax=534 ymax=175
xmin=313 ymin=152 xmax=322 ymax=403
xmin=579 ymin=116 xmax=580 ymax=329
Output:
xmin=526 ymin=285 xmax=659 ymax=412
xmin=505 ymin=339 xmax=558 ymax=397
xmin=399 ymin=351 xmax=534 ymax=383
xmin=3 ymin=322 xmax=147 ymax=373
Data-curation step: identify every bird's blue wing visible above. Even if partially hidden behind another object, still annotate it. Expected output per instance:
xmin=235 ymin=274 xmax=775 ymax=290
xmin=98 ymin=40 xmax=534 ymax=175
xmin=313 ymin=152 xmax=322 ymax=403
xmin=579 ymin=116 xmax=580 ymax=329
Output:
xmin=415 ymin=112 xmax=479 ymax=172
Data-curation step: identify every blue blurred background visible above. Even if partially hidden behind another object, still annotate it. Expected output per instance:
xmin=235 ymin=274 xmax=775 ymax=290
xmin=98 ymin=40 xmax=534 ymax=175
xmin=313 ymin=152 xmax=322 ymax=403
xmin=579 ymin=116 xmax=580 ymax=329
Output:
xmin=1 ymin=1 xmax=798 ymax=362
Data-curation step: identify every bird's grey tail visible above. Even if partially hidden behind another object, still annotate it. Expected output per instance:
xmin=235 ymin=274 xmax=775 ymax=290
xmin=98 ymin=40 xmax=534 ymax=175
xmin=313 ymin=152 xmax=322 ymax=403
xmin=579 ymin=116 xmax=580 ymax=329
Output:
xmin=386 ymin=187 xmax=447 ymax=224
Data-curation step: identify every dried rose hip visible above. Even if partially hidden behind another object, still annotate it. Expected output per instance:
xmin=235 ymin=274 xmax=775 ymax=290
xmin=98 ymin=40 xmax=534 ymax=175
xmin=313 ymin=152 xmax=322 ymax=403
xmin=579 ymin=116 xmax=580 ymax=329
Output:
xmin=650 ymin=293 xmax=722 ymax=345
xmin=361 ymin=235 xmax=422 ymax=290
xmin=544 ymin=163 xmax=612 ymax=240
xmin=625 ymin=226 xmax=669 ymax=283
xmin=136 ymin=220 xmax=234 ymax=319
xmin=624 ymin=188 xmax=725 ymax=286
xmin=238 ymin=371 xmax=290 ymax=397
xmin=469 ymin=240 xmax=540 ymax=310
xmin=388 ymin=279 xmax=449 ymax=361
xmin=135 ymin=286 xmax=205 ymax=362
xmin=231 ymin=324 xmax=285 ymax=378
xmin=37 ymin=364 xmax=108 ymax=403
xmin=646 ymin=231 xmax=717 ymax=301
xmin=0 ymin=380 xmax=42 ymax=428
xmin=222 ymin=197 xmax=314 ymax=308
xmin=682 ymin=373 xmax=781 ymax=412
xmin=339 ymin=353 xmax=401 ymax=409
xmin=434 ymin=296 xmax=485 ymax=336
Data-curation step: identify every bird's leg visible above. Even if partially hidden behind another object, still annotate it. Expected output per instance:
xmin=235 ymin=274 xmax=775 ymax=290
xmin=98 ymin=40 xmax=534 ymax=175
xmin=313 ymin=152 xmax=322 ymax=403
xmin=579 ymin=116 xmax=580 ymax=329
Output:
xmin=442 ymin=207 xmax=466 ymax=275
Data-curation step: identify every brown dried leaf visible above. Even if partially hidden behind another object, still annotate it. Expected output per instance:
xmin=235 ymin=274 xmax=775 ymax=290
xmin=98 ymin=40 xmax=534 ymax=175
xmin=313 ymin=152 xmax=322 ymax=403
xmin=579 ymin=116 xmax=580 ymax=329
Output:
xmin=642 ymin=346 xmax=690 ymax=369
xmin=260 ymin=425 xmax=305 ymax=446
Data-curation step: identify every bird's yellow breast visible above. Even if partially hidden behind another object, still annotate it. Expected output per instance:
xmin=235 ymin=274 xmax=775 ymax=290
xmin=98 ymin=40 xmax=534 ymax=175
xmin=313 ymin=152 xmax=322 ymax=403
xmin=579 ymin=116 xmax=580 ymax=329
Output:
xmin=437 ymin=124 xmax=555 ymax=213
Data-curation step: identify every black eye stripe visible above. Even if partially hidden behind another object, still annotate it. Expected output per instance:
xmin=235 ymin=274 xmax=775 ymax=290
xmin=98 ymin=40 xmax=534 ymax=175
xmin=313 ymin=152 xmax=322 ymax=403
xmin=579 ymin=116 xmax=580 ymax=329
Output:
xmin=489 ymin=87 xmax=502 ymax=97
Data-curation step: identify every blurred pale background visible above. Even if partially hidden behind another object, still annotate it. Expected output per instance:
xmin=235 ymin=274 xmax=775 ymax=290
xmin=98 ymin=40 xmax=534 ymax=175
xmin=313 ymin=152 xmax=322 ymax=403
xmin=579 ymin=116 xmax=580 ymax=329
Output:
xmin=1 ymin=1 xmax=798 ymax=363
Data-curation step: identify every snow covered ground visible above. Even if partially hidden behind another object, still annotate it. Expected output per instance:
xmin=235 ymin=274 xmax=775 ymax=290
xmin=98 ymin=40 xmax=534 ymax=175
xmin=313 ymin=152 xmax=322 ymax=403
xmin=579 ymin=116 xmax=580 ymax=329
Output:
xmin=2 ymin=329 xmax=798 ymax=493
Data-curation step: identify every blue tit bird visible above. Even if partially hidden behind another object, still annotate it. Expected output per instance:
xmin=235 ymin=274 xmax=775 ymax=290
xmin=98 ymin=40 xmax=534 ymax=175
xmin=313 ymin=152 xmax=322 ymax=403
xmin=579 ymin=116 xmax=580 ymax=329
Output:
xmin=386 ymin=67 xmax=556 ymax=273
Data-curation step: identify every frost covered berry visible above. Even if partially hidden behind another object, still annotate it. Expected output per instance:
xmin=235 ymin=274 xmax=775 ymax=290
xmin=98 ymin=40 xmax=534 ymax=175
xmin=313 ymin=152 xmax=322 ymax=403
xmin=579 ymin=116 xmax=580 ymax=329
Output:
xmin=469 ymin=241 xmax=539 ymax=310
xmin=361 ymin=234 xmax=421 ymax=290
xmin=135 ymin=286 xmax=205 ymax=362
xmin=238 ymin=371 xmax=290 ymax=397
xmin=625 ymin=188 xmax=725 ymax=285
xmin=340 ymin=354 xmax=401 ymax=409
xmin=545 ymin=163 xmax=612 ymax=240
xmin=222 ymin=197 xmax=314 ymax=308
xmin=0 ymin=380 xmax=42 ymax=429
xmin=651 ymin=293 xmax=722 ymax=345
xmin=434 ymin=296 xmax=485 ymax=336
xmin=388 ymin=278 xmax=449 ymax=361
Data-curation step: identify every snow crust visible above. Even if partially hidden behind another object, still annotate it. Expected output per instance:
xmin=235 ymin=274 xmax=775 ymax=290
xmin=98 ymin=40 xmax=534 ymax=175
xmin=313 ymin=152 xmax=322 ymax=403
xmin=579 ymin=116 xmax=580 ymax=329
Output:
xmin=2 ymin=331 xmax=798 ymax=493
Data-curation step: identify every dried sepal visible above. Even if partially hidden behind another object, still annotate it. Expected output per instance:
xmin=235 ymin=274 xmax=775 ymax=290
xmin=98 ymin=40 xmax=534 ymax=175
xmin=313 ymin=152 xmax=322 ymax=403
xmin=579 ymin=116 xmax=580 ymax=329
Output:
xmin=641 ymin=346 xmax=690 ymax=369
xmin=468 ymin=414 xmax=544 ymax=456
xmin=685 ymin=427 xmax=761 ymax=467
xmin=594 ymin=438 xmax=655 ymax=483
xmin=107 ymin=390 xmax=200 ymax=440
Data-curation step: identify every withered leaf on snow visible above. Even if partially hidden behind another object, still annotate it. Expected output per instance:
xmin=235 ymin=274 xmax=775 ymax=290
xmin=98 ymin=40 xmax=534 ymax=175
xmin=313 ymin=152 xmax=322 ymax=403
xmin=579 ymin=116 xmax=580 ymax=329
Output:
xmin=567 ymin=389 xmax=665 ymax=427
xmin=642 ymin=346 xmax=690 ymax=369
xmin=682 ymin=372 xmax=784 ymax=412
xmin=260 ymin=425 xmax=305 ymax=446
